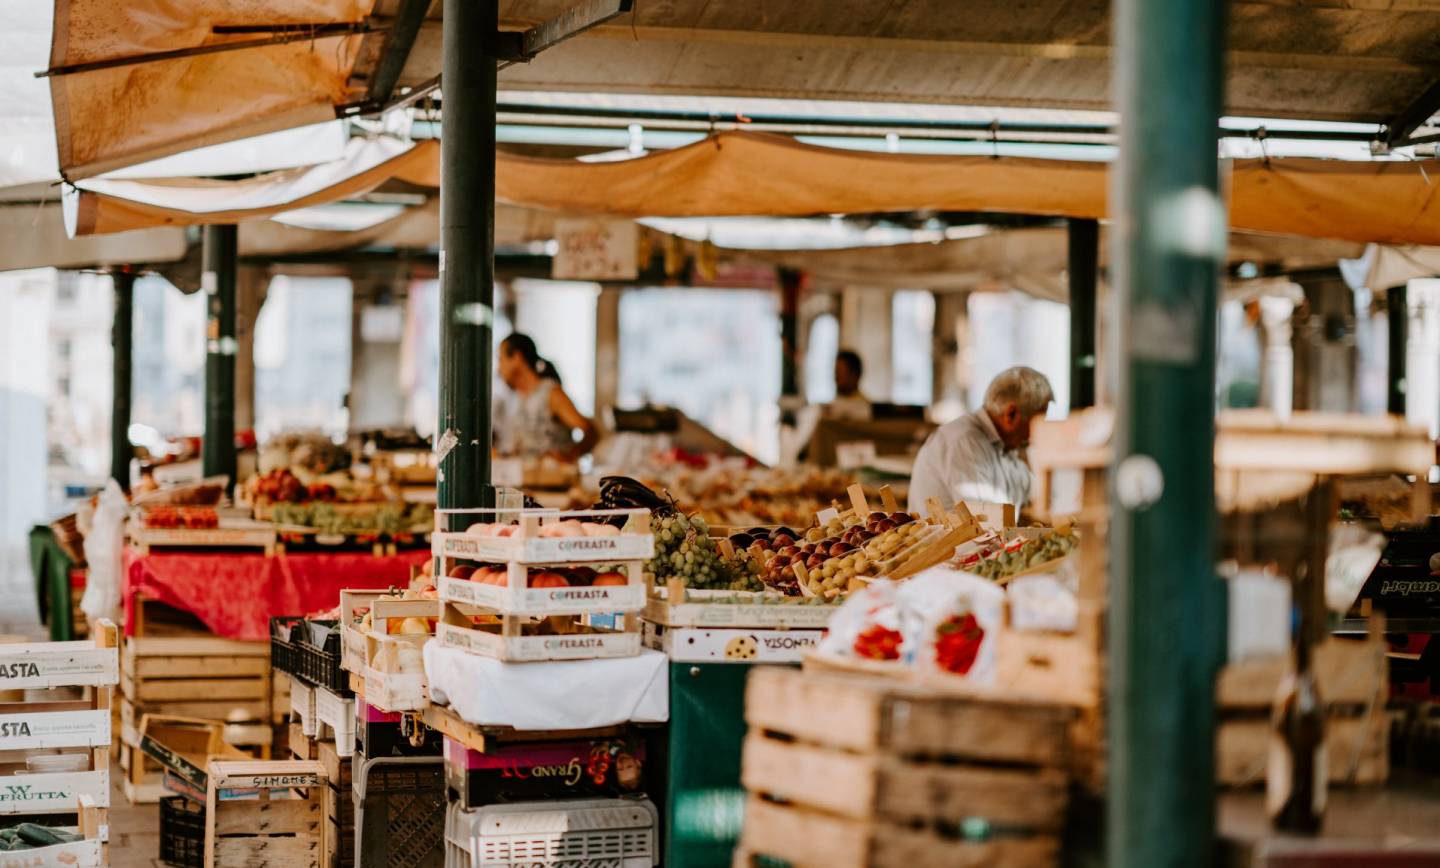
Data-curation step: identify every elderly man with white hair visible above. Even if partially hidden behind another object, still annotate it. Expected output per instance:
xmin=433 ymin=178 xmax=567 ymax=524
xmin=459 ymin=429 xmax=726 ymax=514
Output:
xmin=908 ymin=366 xmax=1055 ymax=513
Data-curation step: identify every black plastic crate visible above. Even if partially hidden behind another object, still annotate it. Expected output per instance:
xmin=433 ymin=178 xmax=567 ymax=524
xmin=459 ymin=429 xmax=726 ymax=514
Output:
xmin=354 ymin=757 xmax=446 ymax=868
xmin=159 ymin=796 xmax=204 ymax=868
xmin=291 ymin=619 xmax=349 ymax=695
xmin=270 ymin=616 xmax=302 ymax=678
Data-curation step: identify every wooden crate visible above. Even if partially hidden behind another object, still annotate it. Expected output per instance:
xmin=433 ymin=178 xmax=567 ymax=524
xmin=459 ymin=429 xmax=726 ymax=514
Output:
xmin=736 ymin=668 xmax=1074 ymax=868
xmin=0 ymin=795 xmax=106 ymax=868
xmin=0 ymin=622 xmax=117 ymax=819
xmin=204 ymin=760 xmax=326 ymax=868
xmin=1216 ymin=634 xmax=1389 ymax=787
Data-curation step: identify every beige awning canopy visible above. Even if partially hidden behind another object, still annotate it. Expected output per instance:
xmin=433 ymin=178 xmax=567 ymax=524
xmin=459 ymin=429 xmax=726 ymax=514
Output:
xmin=62 ymin=131 xmax=1440 ymax=247
xmin=42 ymin=1 xmax=1440 ymax=179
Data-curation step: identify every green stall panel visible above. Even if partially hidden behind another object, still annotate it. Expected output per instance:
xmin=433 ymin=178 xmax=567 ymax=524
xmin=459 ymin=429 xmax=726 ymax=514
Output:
xmin=664 ymin=662 xmax=754 ymax=868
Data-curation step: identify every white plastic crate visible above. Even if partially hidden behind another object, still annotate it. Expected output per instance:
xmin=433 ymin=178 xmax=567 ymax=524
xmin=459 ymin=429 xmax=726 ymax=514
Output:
xmin=445 ymin=798 xmax=658 ymax=868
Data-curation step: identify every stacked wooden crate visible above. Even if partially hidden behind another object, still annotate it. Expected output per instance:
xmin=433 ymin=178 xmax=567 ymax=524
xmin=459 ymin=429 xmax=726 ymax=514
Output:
xmin=1216 ymin=630 xmax=1389 ymax=787
xmin=736 ymin=667 xmax=1075 ymax=868
xmin=203 ymin=760 xmax=326 ymax=868
xmin=0 ymin=622 xmax=117 ymax=868
xmin=287 ymin=707 xmax=354 ymax=868
xmin=119 ymin=634 xmax=273 ymax=803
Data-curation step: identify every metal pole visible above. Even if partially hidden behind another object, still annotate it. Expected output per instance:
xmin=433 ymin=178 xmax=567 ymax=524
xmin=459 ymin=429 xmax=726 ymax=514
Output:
xmin=1388 ymin=284 xmax=1408 ymax=416
xmin=437 ymin=0 xmax=497 ymax=511
xmin=1068 ymin=218 xmax=1099 ymax=409
xmin=110 ymin=268 xmax=135 ymax=491
xmin=778 ymin=268 xmax=802 ymax=413
xmin=203 ymin=224 xmax=238 ymax=491
xmin=1109 ymin=0 xmax=1227 ymax=864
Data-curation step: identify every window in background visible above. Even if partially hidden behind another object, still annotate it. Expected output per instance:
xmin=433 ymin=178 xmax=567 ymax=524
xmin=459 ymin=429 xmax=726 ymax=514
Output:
xmin=619 ymin=287 xmax=782 ymax=464
xmin=511 ymin=279 xmax=599 ymax=416
xmin=892 ymin=290 xmax=935 ymax=406
xmin=804 ymin=313 xmax=839 ymax=405
xmin=965 ymin=291 xmax=1070 ymax=416
xmin=254 ymin=276 xmax=353 ymax=440
xmin=132 ymin=275 xmax=205 ymax=438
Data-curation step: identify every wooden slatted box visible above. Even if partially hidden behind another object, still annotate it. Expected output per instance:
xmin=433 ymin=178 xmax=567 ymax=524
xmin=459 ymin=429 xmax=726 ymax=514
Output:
xmin=736 ymin=667 xmax=1075 ymax=868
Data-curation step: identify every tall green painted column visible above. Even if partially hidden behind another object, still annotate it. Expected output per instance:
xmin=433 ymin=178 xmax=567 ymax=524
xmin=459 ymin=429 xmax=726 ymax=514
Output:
xmin=1068 ymin=218 xmax=1099 ymax=409
xmin=1109 ymin=0 xmax=1227 ymax=865
xmin=437 ymin=0 xmax=497 ymax=511
xmin=111 ymin=267 xmax=136 ymax=491
xmin=203 ymin=225 xmax=238 ymax=490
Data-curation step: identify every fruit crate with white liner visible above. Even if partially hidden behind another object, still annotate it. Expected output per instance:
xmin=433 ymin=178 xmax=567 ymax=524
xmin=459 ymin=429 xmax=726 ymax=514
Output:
xmin=433 ymin=508 xmax=652 ymax=662
xmin=345 ymin=594 xmax=439 ymax=713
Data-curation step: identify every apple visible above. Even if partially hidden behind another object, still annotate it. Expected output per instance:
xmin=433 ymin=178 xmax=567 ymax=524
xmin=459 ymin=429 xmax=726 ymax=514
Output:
xmin=778 ymin=545 xmax=801 ymax=559
xmin=889 ymin=512 xmax=914 ymax=525
xmin=593 ymin=571 xmax=628 ymax=586
xmin=805 ymin=554 xmax=826 ymax=569
xmin=829 ymin=542 xmax=853 ymax=558
xmin=449 ymin=565 xmax=476 ymax=580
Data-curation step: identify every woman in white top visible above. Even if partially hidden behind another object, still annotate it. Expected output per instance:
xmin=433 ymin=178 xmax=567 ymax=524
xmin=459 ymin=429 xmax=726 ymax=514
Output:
xmin=494 ymin=333 xmax=598 ymax=460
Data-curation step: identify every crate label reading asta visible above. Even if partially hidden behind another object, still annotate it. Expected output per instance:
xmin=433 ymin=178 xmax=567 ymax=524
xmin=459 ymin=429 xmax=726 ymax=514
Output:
xmin=0 ymin=711 xmax=109 ymax=749
xmin=0 ymin=649 xmax=116 ymax=688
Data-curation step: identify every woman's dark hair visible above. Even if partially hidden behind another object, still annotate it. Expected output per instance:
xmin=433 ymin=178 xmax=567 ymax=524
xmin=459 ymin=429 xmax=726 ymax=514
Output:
xmin=501 ymin=333 xmax=562 ymax=384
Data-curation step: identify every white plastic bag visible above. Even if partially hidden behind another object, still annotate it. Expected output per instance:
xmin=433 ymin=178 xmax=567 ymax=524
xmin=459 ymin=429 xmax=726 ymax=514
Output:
xmin=80 ymin=480 xmax=128 ymax=626
xmin=1327 ymin=523 xmax=1385 ymax=615
xmin=897 ymin=568 xmax=1005 ymax=683
xmin=816 ymin=580 xmax=909 ymax=662
xmin=1006 ymin=558 xmax=1079 ymax=632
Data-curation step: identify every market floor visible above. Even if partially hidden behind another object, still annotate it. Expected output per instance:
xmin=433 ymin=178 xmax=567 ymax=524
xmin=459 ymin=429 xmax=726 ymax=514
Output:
xmin=107 ymin=759 xmax=162 ymax=868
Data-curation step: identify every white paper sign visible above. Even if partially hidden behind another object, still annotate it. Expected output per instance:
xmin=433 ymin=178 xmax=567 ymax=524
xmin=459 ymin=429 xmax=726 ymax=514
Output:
xmin=492 ymin=458 xmax=523 ymax=487
xmin=835 ymin=441 xmax=878 ymax=470
xmin=552 ymin=218 xmax=638 ymax=281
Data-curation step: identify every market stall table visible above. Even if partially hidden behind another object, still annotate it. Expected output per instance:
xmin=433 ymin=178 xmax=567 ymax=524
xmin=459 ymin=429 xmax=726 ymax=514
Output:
xmin=123 ymin=547 xmax=429 ymax=641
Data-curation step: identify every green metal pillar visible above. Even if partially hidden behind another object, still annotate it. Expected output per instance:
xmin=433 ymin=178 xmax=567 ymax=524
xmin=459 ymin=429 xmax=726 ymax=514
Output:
xmin=110 ymin=267 xmax=135 ymax=491
xmin=1388 ymin=284 xmax=1408 ymax=416
xmin=202 ymin=225 xmax=238 ymax=490
xmin=437 ymin=0 xmax=497 ymax=511
xmin=1109 ymin=0 xmax=1227 ymax=864
xmin=777 ymin=268 xmax=802 ymax=425
xmin=1068 ymin=218 xmax=1099 ymax=409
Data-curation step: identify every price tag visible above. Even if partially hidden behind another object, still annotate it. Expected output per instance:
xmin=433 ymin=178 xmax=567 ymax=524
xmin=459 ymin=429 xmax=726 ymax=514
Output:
xmin=492 ymin=458 xmax=523 ymax=487
xmin=835 ymin=441 xmax=878 ymax=470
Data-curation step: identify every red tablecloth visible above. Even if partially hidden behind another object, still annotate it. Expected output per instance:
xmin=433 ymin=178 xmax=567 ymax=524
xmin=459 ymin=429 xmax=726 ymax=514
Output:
xmin=123 ymin=547 xmax=429 ymax=641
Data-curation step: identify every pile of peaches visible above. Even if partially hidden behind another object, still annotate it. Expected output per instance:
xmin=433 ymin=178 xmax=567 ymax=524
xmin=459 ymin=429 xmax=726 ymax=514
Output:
xmin=447 ymin=563 xmax=630 ymax=589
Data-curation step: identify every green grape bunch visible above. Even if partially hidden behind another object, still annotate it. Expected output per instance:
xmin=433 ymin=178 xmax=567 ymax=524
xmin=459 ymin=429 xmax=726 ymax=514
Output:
xmin=645 ymin=512 xmax=761 ymax=591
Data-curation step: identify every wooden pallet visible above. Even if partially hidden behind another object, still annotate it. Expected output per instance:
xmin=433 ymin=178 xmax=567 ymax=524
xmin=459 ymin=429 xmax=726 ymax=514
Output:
xmin=737 ymin=667 xmax=1073 ymax=868
xmin=204 ymin=760 xmax=326 ymax=868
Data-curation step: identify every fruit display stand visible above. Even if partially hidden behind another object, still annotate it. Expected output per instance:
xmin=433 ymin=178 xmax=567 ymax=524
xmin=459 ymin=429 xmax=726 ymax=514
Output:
xmin=0 ymin=621 xmax=117 ymax=826
xmin=419 ymin=502 xmax=668 ymax=868
xmin=735 ymin=667 xmax=1075 ymax=868
xmin=431 ymin=508 xmax=652 ymax=663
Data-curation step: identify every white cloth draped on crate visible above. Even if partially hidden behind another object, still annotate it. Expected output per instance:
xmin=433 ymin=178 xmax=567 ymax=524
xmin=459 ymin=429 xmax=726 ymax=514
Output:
xmin=423 ymin=644 xmax=669 ymax=731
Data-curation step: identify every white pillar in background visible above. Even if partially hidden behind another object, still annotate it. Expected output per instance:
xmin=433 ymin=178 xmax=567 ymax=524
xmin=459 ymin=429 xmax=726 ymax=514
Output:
xmin=1258 ymin=294 xmax=1296 ymax=419
xmin=1407 ymin=279 xmax=1440 ymax=438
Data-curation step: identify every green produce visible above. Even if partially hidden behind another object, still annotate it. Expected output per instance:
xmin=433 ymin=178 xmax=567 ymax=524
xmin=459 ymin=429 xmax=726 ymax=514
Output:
xmin=645 ymin=513 xmax=761 ymax=591
xmin=962 ymin=529 xmax=1078 ymax=581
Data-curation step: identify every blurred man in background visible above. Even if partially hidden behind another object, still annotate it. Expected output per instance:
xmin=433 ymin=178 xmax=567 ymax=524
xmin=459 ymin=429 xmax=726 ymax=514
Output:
xmin=826 ymin=349 xmax=872 ymax=421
